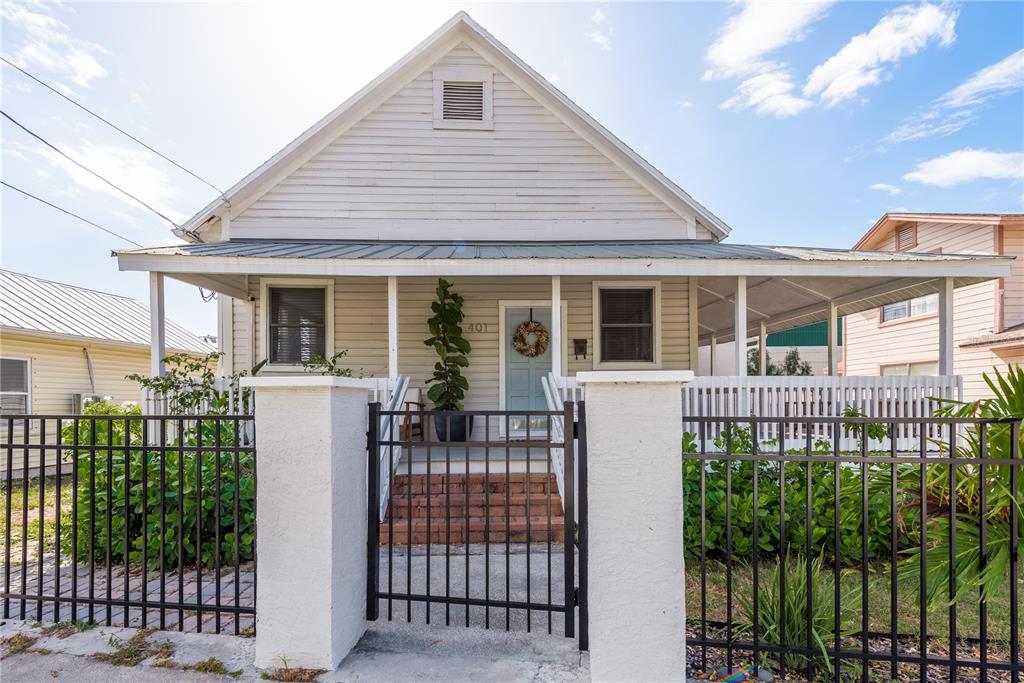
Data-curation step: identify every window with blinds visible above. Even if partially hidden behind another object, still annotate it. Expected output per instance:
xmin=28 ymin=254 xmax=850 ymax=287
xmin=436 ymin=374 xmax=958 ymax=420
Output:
xmin=599 ymin=288 xmax=654 ymax=362
xmin=881 ymin=293 xmax=938 ymax=323
xmin=269 ymin=288 xmax=326 ymax=364
xmin=0 ymin=357 xmax=29 ymax=414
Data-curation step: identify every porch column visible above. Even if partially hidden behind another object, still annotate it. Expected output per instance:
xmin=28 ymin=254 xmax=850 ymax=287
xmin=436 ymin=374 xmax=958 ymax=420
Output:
xmin=939 ymin=277 xmax=955 ymax=375
xmin=735 ymin=276 xmax=747 ymax=376
xmin=387 ymin=276 xmax=399 ymax=382
xmin=758 ymin=320 xmax=767 ymax=376
xmin=149 ymin=272 xmax=166 ymax=377
xmin=551 ymin=275 xmax=562 ymax=377
xmin=709 ymin=335 xmax=717 ymax=376
xmin=827 ymin=301 xmax=839 ymax=376
xmin=576 ymin=370 xmax=693 ymax=682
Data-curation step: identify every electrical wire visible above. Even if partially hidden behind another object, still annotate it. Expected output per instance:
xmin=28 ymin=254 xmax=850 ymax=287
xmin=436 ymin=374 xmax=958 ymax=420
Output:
xmin=2 ymin=109 xmax=183 ymax=231
xmin=1 ymin=180 xmax=144 ymax=247
xmin=0 ymin=56 xmax=228 ymax=201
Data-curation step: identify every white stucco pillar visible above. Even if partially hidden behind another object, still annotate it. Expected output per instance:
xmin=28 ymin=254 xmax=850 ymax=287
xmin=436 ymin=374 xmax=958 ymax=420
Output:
xmin=551 ymin=275 xmax=562 ymax=377
xmin=576 ymin=370 xmax=693 ymax=682
xmin=240 ymin=376 xmax=375 ymax=670
xmin=387 ymin=276 xmax=399 ymax=382
xmin=827 ymin=301 xmax=839 ymax=376
xmin=149 ymin=272 xmax=166 ymax=377
xmin=939 ymin=277 xmax=955 ymax=376
xmin=735 ymin=275 xmax=747 ymax=376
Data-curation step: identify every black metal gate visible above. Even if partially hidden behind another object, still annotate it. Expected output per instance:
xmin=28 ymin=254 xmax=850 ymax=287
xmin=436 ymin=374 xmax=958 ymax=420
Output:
xmin=366 ymin=402 xmax=588 ymax=649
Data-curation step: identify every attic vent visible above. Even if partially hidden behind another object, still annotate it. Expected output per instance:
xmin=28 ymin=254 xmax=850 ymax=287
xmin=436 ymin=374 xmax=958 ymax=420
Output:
xmin=433 ymin=66 xmax=493 ymax=130
xmin=896 ymin=224 xmax=917 ymax=251
xmin=443 ymin=81 xmax=484 ymax=121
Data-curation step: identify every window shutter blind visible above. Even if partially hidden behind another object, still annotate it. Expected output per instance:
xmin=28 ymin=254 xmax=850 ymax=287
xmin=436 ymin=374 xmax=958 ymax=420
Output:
xmin=269 ymin=288 xmax=326 ymax=363
xmin=599 ymin=289 xmax=654 ymax=362
xmin=442 ymin=81 xmax=484 ymax=121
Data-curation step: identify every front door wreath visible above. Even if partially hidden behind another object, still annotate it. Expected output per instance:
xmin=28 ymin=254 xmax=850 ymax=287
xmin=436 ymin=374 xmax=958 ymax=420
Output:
xmin=512 ymin=320 xmax=549 ymax=357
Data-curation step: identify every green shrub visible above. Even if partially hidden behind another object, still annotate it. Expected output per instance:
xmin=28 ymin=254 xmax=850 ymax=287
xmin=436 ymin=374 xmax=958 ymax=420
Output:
xmin=60 ymin=403 xmax=254 ymax=568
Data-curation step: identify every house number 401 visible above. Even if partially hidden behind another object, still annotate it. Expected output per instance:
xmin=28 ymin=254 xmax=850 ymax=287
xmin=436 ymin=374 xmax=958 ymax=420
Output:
xmin=466 ymin=322 xmax=490 ymax=333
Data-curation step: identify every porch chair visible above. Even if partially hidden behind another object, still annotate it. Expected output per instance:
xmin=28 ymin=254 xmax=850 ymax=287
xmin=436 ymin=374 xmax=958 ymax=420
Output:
xmin=400 ymin=387 xmax=425 ymax=442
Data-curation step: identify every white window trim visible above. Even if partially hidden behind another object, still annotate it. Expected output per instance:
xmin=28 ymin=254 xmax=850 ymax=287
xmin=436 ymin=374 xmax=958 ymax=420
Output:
xmin=591 ymin=280 xmax=662 ymax=370
xmin=432 ymin=66 xmax=494 ymax=131
xmin=0 ymin=355 xmax=32 ymax=415
xmin=259 ymin=278 xmax=335 ymax=372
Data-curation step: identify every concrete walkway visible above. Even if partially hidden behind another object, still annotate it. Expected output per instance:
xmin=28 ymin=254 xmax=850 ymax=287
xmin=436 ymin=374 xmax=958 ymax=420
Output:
xmin=1 ymin=618 xmax=589 ymax=682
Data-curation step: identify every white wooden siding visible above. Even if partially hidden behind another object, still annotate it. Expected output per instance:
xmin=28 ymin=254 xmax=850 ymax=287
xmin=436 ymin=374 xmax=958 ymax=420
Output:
xmin=233 ymin=43 xmax=704 ymax=241
xmin=844 ymin=221 xmax=1019 ymax=400
xmin=231 ymin=275 xmax=693 ymax=409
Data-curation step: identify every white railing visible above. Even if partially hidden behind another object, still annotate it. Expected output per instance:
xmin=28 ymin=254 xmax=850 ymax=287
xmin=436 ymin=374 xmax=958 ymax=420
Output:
xmin=541 ymin=372 xmax=585 ymax=507
xmin=377 ymin=375 xmax=410 ymax=522
xmin=142 ymin=378 xmax=256 ymax=445
xmin=681 ymin=375 xmax=963 ymax=451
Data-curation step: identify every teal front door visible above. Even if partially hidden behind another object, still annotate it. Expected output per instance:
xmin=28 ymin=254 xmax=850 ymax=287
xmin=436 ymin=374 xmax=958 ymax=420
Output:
xmin=504 ymin=307 xmax=552 ymax=434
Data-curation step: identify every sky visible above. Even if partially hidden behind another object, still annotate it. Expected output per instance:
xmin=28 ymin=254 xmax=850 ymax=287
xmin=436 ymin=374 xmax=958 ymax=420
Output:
xmin=1 ymin=1 xmax=1022 ymax=337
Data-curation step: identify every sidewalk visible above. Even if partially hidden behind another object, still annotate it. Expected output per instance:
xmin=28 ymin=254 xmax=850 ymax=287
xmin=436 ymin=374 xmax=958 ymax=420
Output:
xmin=1 ymin=618 xmax=589 ymax=682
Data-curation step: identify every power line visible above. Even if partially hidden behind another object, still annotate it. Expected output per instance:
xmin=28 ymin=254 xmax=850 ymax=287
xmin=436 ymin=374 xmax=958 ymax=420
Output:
xmin=1 ymin=181 xmax=144 ymax=247
xmin=0 ymin=56 xmax=227 ymax=199
xmin=2 ymin=109 xmax=182 ymax=231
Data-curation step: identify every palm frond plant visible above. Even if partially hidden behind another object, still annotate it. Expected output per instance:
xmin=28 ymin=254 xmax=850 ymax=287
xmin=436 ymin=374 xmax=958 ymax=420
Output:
xmin=899 ymin=364 xmax=1024 ymax=607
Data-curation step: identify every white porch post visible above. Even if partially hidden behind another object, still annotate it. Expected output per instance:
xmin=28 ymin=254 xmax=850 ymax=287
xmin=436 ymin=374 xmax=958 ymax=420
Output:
xmin=939 ymin=277 xmax=955 ymax=376
xmin=735 ymin=276 xmax=747 ymax=376
xmin=551 ymin=275 xmax=562 ymax=378
xmin=758 ymin=320 xmax=767 ymax=376
xmin=827 ymin=301 xmax=839 ymax=376
xmin=387 ymin=276 xmax=399 ymax=382
xmin=709 ymin=335 xmax=717 ymax=376
xmin=149 ymin=272 xmax=166 ymax=377
xmin=576 ymin=370 xmax=692 ymax=681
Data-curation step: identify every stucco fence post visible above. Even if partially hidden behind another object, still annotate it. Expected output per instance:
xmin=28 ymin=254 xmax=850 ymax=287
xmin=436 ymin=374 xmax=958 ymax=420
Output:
xmin=240 ymin=376 xmax=377 ymax=670
xmin=576 ymin=370 xmax=693 ymax=682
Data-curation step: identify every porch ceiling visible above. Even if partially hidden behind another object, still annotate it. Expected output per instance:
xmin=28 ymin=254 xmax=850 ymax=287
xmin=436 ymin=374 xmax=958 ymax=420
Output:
xmin=696 ymin=274 xmax=979 ymax=344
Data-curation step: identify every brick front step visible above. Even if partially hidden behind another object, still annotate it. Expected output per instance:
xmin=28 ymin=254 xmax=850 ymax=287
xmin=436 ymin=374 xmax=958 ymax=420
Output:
xmin=382 ymin=473 xmax=565 ymax=545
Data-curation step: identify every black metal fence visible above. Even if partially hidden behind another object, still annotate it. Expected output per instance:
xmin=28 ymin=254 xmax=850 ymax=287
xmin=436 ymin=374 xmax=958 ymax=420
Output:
xmin=682 ymin=415 xmax=1023 ymax=682
xmin=1 ymin=414 xmax=256 ymax=635
xmin=367 ymin=403 xmax=588 ymax=649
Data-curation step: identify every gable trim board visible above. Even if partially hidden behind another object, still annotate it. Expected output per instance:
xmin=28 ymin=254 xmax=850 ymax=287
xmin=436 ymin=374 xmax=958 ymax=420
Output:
xmin=180 ymin=12 xmax=729 ymax=243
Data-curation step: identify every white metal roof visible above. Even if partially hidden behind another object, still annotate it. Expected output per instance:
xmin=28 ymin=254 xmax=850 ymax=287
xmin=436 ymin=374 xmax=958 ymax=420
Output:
xmin=0 ymin=270 xmax=214 ymax=354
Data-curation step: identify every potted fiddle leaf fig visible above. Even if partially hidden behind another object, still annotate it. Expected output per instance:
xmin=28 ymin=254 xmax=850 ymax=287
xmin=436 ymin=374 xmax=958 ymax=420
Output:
xmin=424 ymin=278 xmax=472 ymax=441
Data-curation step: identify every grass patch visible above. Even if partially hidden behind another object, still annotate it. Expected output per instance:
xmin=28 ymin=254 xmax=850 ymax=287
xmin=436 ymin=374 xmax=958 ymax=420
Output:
xmin=42 ymin=620 xmax=97 ymax=639
xmin=687 ymin=557 xmax=1024 ymax=643
xmin=260 ymin=664 xmax=326 ymax=681
xmin=153 ymin=658 xmax=177 ymax=668
xmin=93 ymin=630 xmax=174 ymax=667
xmin=2 ymin=633 xmax=40 ymax=657
xmin=187 ymin=657 xmax=227 ymax=674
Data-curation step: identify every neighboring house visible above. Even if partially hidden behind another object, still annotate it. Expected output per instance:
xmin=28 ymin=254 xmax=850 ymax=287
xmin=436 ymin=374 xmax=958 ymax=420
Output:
xmin=844 ymin=213 xmax=1024 ymax=400
xmin=0 ymin=270 xmax=214 ymax=416
xmin=115 ymin=14 xmax=1009 ymax=430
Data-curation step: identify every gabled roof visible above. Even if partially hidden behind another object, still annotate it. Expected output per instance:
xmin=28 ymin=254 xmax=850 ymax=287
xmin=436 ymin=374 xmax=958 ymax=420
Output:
xmin=854 ymin=212 xmax=1024 ymax=250
xmin=181 ymin=12 xmax=731 ymax=242
xmin=0 ymin=270 xmax=214 ymax=354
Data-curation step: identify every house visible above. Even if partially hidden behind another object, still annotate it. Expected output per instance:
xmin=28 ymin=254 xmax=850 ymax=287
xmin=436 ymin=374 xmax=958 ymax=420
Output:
xmin=114 ymin=13 xmax=1011 ymax=434
xmin=844 ymin=213 xmax=1024 ymax=400
xmin=0 ymin=270 xmax=214 ymax=418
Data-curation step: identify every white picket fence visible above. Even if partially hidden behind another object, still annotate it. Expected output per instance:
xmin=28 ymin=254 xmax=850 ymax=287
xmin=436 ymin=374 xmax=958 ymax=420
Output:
xmin=681 ymin=375 xmax=963 ymax=452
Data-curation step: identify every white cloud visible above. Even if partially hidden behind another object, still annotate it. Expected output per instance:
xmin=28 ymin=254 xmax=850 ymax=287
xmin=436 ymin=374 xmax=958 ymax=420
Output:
xmin=676 ymin=100 xmax=693 ymax=110
xmin=886 ymin=48 xmax=1023 ymax=144
xmin=720 ymin=66 xmax=813 ymax=117
xmin=939 ymin=48 xmax=1024 ymax=108
xmin=903 ymin=148 xmax=1024 ymax=188
xmin=869 ymin=183 xmax=903 ymax=196
xmin=804 ymin=3 xmax=957 ymax=108
xmin=587 ymin=5 xmax=613 ymax=50
xmin=704 ymin=1 xmax=834 ymax=80
xmin=1 ymin=2 xmax=108 ymax=89
xmin=27 ymin=139 xmax=187 ymax=223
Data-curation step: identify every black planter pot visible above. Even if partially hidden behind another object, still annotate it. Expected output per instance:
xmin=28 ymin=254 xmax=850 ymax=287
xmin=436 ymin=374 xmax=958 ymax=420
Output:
xmin=434 ymin=413 xmax=473 ymax=442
